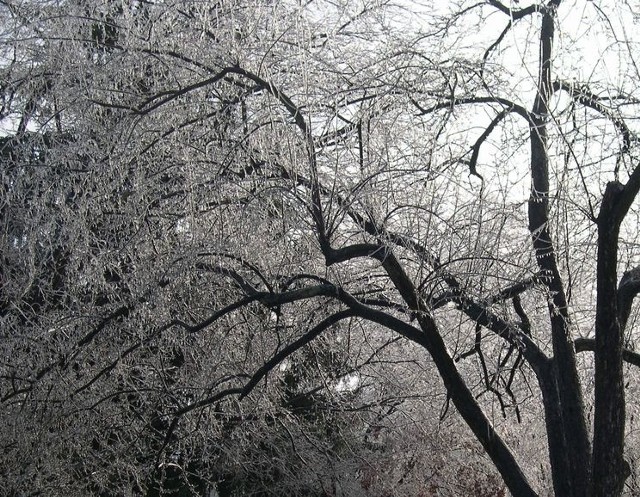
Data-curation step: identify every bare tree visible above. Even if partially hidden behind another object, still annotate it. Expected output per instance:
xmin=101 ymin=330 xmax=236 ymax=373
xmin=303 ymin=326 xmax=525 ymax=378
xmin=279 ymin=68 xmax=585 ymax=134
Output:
xmin=2 ymin=1 xmax=640 ymax=496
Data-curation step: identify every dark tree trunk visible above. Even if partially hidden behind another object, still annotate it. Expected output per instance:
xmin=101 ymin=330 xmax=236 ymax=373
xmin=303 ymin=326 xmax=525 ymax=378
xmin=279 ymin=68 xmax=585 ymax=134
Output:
xmin=527 ymin=7 xmax=591 ymax=496
xmin=592 ymin=182 xmax=627 ymax=497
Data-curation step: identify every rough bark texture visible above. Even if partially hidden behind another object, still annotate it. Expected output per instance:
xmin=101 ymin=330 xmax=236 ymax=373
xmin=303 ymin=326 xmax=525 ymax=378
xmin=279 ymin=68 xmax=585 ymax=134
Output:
xmin=537 ymin=365 xmax=571 ymax=497
xmin=592 ymin=182 xmax=627 ymax=497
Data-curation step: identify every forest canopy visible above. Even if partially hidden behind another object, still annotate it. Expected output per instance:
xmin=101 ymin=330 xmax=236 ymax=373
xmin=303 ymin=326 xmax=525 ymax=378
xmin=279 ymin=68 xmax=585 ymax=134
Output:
xmin=2 ymin=1 xmax=640 ymax=496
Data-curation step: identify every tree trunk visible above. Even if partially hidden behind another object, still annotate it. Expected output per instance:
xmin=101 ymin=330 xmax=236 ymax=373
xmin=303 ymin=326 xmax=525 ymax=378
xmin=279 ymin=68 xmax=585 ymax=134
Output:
xmin=528 ymin=8 xmax=591 ymax=495
xmin=592 ymin=182 xmax=627 ymax=497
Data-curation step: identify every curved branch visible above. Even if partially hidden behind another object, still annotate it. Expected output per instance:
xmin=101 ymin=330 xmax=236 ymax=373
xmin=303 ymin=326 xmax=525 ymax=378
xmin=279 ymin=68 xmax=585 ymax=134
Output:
xmin=240 ymin=309 xmax=356 ymax=399
xmin=413 ymin=95 xmax=530 ymax=121
xmin=553 ymin=81 xmax=634 ymax=157
xmin=482 ymin=21 xmax=513 ymax=72
xmin=226 ymin=67 xmax=308 ymax=136
xmin=195 ymin=264 xmax=259 ymax=295
xmin=136 ymin=68 xmax=235 ymax=115
xmin=465 ymin=108 xmax=510 ymax=179
xmin=196 ymin=251 xmax=273 ymax=292
xmin=157 ymin=309 xmax=356 ymax=460
xmin=176 ymin=309 xmax=357 ymax=414
xmin=130 ymin=64 xmax=328 ymax=250
xmin=223 ymin=66 xmax=328 ymax=251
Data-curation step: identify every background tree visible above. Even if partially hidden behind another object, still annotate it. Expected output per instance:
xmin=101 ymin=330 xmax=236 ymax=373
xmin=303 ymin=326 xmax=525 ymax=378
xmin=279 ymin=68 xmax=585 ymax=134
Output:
xmin=2 ymin=0 xmax=640 ymax=496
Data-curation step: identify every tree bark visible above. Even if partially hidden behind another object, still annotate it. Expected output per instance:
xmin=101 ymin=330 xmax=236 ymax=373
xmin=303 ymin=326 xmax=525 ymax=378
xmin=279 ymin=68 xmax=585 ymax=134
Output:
xmin=592 ymin=182 xmax=627 ymax=497
xmin=527 ymin=7 xmax=591 ymax=496
xmin=538 ymin=362 xmax=572 ymax=497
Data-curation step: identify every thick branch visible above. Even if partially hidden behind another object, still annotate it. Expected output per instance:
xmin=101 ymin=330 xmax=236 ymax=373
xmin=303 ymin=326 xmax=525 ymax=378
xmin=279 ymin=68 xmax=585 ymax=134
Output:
xmin=485 ymin=273 xmax=542 ymax=305
xmin=432 ymin=288 xmax=547 ymax=371
xmin=275 ymin=163 xmax=546 ymax=369
xmin=618 ymin=266 xmax=640 ymax=333
xmin=608 ymin=162 xmax=640 ymax=225
xmin=373 ymin=250 xmax=538 ymax=497
xmin=486 ymin=0 xmax=542 ymax=19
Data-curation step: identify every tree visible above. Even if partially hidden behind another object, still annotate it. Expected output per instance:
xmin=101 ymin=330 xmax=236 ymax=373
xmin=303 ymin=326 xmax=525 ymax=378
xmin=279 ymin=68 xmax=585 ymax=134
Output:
xmin=1 ymin=0 xmax=640 ymax=496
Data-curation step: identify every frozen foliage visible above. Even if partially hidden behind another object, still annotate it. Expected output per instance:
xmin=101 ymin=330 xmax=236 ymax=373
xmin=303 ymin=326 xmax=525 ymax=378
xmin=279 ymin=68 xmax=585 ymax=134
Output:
xmin=1 ymin=1 xmax=640 ymax=496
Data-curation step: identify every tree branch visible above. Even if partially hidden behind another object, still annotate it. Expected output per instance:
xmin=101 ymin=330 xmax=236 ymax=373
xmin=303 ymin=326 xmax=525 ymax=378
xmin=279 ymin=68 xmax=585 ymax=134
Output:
xmin=413 ymin=95 xmax=530 ymax=121
xmin=486 ymin=0 xmax=542 ymax=19
xmin=618 ymin=266 xmax=640 ymax=334
xmin=553 ymin=80 xmax=634 ymax=157
xmin=465 ymin=108 xmax=509 ymax=179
